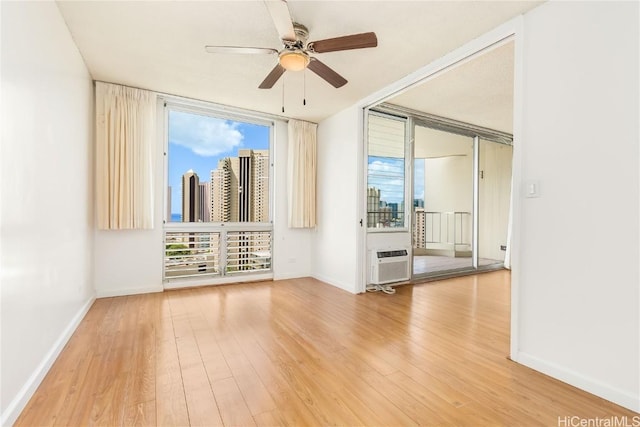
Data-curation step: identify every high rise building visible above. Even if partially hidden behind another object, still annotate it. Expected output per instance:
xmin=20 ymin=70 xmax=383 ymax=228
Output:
xmin=209 ymin=149 xmax=269 ymax=223
xmin=248 ymin=149 xmax=269 ymax=222
xmin=367 ymin=187 xmax=380 ymax=227
xmin=414 ymin=207 xmax=426 ymax=249
xmin=387 ymin=202 xmax=399 ymax=220
xmin=210 ymin=159 xmax=231 ymax=222
xmin=198 ymin=182 xmax=211 ymax=222
xmin=367 ymin=187 xmax=394 ymax=227
xmin=209 ymin=149 xmax=270 ymax=271
xmin=238 ymin=150 xmax=251 ymax=222
xmin=181 ymin=169 xmax=200 ymax=222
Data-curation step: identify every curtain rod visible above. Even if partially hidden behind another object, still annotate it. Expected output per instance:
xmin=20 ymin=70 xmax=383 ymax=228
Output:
xmin=93 ymin=79 xmax=313 ymax=124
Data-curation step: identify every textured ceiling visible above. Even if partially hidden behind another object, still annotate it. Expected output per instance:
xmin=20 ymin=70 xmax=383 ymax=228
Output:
xmin=388 ymin=41 xmax=515 ymax=134
xmin=56 ymin=1 xmax=540 ymax=124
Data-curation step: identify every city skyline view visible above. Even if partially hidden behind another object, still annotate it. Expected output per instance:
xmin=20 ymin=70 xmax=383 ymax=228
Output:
xmin=168 ymin=110 xmax=269 ymax=217
xmin=366 ymin=156 xmax=425 ymax=206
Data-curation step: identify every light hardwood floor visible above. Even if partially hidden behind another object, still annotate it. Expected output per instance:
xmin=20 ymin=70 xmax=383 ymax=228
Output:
xmin=16 ymin=271 xmax=637 ymax=426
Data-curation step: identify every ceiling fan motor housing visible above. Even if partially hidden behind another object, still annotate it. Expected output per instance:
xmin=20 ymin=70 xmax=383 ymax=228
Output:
xmin=293 ymin=23 xmax=309 ymax=44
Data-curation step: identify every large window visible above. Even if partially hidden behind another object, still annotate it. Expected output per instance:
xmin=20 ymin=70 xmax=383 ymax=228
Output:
xmin=164 ymin=103 xmax=273 ymax=282
xmin=166 ymin=109 xmax=270 ymax=224
xmin=367 ymin=112 xmax=407 ymax=229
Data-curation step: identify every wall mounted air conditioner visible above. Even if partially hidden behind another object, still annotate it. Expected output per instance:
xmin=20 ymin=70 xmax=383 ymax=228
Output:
xmin=370 ymin=249 xmax=410 ymax=285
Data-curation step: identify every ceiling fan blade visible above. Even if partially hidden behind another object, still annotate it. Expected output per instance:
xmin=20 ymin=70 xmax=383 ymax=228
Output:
xmin=307 ymin=58 xmax=347 ymax=88
xmin=309 ymin=32 xmax=378 ymax=53
xmin=259 ymin=64 xmax=286 ymax=89
xmin=264 ymin=0 xmax=296 ymax=42
xmin=205 ymin=46 xmax=278 ymax=55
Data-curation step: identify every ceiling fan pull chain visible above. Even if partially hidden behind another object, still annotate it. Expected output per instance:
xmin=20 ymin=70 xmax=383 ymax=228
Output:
xmin=282 ymin=79 xmax=285 ymax=113
xmin=303 ymin=70 xmax=306 ymax=106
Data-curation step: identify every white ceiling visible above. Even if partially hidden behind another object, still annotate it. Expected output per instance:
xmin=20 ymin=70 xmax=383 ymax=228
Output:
xmin=56 ymin=1 xmax=540 ymax=124
xmin=387 ymin=41 xmax=515 ymax=134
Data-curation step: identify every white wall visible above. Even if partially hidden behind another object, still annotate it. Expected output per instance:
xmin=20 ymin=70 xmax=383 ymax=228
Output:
xmin=514 ymin=1 xmax=639 ymax=412
xmin=293 ymin=0 xmax=640 ymax=412
xmin=272 ymin=120 xmax=313 ymax=280
xmin=478 ymin=141 xmax=512 ymax=261
xmin=0 ymin=2 xmax=96 ymax=424
xmin=314 ymin=106 xmax=361 ymax=293
xmin=418 ymin=127 xmax=473 ymax=215
xmin=424 ymin=156 xmax=473 ymax=213
xmin=93 ymin=115 xmax=313 ymax=297
xmin=92 ymin=102 xmax=165 ymax=297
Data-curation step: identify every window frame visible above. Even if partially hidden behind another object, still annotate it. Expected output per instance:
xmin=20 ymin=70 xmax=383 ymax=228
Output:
xmin=365 ymin=110 xmax=410 ymax=233
xmin=160 ymin=96 xmax=275 ymax=284
xmin=162 ymin=98 xmax=275 ymax=227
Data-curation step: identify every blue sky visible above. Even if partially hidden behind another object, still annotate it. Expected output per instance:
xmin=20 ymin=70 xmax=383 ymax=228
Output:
xmin=168 ymin=110 xmax=269 ymax=215
xmin=368 ymin=156 xmax=425 ymax=206
xmin=168 ymin=110 xmax=424 ymax=215
xmin=414 ymin=159 xmax=425 ymax=201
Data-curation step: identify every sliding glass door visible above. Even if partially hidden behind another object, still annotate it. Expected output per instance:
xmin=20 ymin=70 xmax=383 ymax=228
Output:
xmin=363 ymin=106 xmax=513 ymax=284
xmin=412 ymin=123 xmax=474 ymax=276
xmin=411 ymin=123 xmax=512 ymax=279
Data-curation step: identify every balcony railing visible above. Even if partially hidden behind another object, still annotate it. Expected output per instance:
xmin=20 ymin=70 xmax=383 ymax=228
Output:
xmin=226 ymin=231 xmax=272 ymax=274
xmin=164 ymin=223 xmax=272 ymax=281
xmin=165 ymin=231 xmax=221 ymax=279
xmin=414 ymin=211 xmax=471 ymax=250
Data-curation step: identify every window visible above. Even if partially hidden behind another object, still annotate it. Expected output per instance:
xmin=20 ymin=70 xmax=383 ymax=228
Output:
xmin=367 ymin=112 xmax=407 ymax=229
xmin=166 ymin=109 xmax=270 ymax=224
xmin=163 ymin=103 xmax=273 ymax=282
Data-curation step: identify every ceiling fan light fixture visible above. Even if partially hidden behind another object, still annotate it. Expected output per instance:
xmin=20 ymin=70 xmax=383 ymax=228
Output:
xmin=279 ymin=50 xmax=310 ymax=71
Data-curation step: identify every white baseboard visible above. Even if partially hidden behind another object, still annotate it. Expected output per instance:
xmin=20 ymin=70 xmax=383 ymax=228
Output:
xmin=164 ymin=273 xmax=273 ymax=290
xmin=273 ymin=272 xmax=309 ymax=281
xmin=0 ymin=296 xmax=95 ymax=427
xmin=311 ymin=273 xmax=357 ymax=294
xmin=95 ymin=285 xmax=163 ymax=298
xmin=516 ymin=351 xmax=640 ymax=413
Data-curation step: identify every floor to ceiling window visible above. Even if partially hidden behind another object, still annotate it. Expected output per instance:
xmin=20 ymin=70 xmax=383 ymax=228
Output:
xmin=163 ymin=100 xmax=273 ymax=285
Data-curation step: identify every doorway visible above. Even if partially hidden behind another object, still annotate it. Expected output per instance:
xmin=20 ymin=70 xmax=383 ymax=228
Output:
xmin=411 ymin=120 xmax=512 ymax=279
xmin=412 ymin=124 xmax=474 ymax=276
xmin=365 ymin=39 xmax=516 ymax=282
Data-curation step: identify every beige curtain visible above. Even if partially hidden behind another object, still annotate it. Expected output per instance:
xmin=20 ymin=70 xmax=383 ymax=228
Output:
xmin=288 ymin=120 xmax=317 ymax=228
xmin=96 ymin=82 xmax=155 ymax=229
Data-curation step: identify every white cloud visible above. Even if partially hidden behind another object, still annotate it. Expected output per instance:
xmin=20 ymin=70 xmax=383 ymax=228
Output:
xmin=368 ymin=158 xmax=405 ymax=203
xmin=368 ymin=159 xmax=403 ymax=174
xmin=169 ymin=111 xmax=243 ymax=157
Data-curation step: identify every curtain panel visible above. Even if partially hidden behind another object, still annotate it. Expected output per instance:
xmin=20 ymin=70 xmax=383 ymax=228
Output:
xmin=287 ymin=120 xmax=317 ymax=228
xmin=95 ymin=82 xmax=155 ymax=230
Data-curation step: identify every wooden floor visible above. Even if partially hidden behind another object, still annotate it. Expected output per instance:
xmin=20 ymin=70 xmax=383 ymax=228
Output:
xmin=16 ymin=271 xmax=637 ymax=426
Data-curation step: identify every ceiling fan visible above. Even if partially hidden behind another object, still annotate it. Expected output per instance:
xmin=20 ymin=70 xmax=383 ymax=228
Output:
xmin=205 ymin=0 xmax=377 ymax=89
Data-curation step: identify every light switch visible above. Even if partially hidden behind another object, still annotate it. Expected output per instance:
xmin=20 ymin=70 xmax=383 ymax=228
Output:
xmin=525 ymin=180 xmax=540 ymax=198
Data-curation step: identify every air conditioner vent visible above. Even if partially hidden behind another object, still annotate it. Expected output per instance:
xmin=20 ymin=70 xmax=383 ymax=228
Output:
xmin=370 ymin=249 xmax=409 ymax=285
xmin=376 ymin=249 xmax=408 ymax=258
